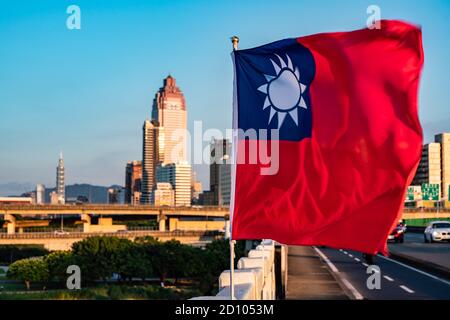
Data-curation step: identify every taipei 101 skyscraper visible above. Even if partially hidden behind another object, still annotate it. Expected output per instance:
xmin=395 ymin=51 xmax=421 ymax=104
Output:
xmin=56 ymin=152 xmax=65 ymax=204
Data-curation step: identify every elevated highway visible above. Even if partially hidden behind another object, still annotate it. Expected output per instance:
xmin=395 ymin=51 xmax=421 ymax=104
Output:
xmin=0 ymin=205 xmax=229 ymax=235
xmin=0 ymin=204 xmax=229 ymax=217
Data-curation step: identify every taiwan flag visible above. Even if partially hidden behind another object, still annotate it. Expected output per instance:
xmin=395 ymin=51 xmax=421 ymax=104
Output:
xmin=230 ymin=20 xmax=424 ymax=255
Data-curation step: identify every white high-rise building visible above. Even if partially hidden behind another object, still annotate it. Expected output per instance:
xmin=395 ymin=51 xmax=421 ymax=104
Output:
xmin=435 ymin=133 xmax=450 ymax=199
xmin=412 ymin=143 xmax=441 ymax=189
xmin=56 ymin=152 xmax=65 ymax=204
xmin=36 ymin=184 xmax=45 ymax=204
xmin=156 ymin=162 xmax=191 ymax=207
xmin=153 ymin=182 xmax=175 ymax=207
xmin=412 ymin=133 xmax=450 ymax=200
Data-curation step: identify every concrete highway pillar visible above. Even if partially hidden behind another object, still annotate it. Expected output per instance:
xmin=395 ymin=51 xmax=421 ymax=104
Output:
xmin=81 ymin=213 xmax=91 ymax=233
xmin=169 ymin=218 xmax=178 ymax=231
xmin=158 ymin=214 xmax=167 ymax=231
xmin=4 ymin=214 xmax=16 ymax=235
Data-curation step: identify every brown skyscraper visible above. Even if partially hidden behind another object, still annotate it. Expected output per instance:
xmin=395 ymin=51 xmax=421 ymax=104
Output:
xmin=141 ymin=120 xmax=160 ymax=204
xmin=124 ymin=160 xmax=142 ymax=204
xmin=151 ymin=75 xmax=187 ymax=164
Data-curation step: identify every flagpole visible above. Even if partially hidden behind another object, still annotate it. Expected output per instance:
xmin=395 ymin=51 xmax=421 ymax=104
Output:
xmin=230 ymin=35 xmax=239 ymax=301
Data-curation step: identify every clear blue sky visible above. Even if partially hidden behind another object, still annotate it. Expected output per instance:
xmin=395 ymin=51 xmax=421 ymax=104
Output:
xmin=0 ymin=0 xmax=449 ymax=193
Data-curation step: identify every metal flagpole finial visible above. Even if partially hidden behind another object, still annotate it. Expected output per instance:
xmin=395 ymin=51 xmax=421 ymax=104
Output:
xmin=231 ymin=36 xmax=239 ymax=51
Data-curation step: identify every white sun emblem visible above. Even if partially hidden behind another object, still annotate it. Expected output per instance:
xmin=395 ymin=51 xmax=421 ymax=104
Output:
xmin=257 ymin=54 xmax=308 ymax=128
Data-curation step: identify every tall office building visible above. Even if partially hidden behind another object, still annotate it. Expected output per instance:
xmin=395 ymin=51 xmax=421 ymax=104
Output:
xmin=56 ymin=152 xmax=65 ymax=204
xmin=107 ymin=188 xmax=120 ymax=204
xmin=125 ymin=160 xmax=142 ymax=204
xmin=218 ymin=156 xmax=231 ymax=206
xmin=151 ymin=75 xmax=187 ymax=164
xmin=141 ymin=120 xmax=160 ymax=204
xmin=412 ymin=143 xmax=441 ymax=191
xmin=435 ymin=133 xmax=450 ymax=199
xmin=156 ymin=162 xmax=191 ymax=206
xmin=191 ymin=171 xmax=202 ymax=204
xmin=36 ymin=184 xmax=45 ymax=205
xmin=209 ymin=139 xmax=231 ymax=205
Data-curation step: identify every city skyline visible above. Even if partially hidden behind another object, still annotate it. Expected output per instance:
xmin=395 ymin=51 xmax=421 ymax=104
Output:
xmin=1 ymin=0 xmax=450 ymax=193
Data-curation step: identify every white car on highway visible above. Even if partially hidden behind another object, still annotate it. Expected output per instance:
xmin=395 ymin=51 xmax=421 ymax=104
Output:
xmin=424 ymin=221 xmax=450 ymax=243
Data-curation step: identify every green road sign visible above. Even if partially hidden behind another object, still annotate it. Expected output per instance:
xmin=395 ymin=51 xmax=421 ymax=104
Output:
xmin=406 ymin=186 xmax=421 ymax=200
xmin=422 ymin=183 xmax=439 ymax=201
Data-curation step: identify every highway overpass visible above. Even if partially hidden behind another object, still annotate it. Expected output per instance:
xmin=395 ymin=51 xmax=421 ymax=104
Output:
xmin=0 ymin=205 xmax=229 ymax=234
xmin=0 ymin=204 xmax=229 ymax=217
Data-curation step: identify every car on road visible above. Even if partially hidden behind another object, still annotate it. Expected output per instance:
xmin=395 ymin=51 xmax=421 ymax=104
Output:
xmin=388 ymin=223 xmax=406 ymax=243
xmin=424 ymin=221 xmax=450 ymax=243
xmin=53 ymin=230 xmax=69 ymax=235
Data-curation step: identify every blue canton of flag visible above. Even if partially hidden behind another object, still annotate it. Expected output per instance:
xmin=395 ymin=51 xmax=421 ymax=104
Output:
xmin=233 ymin=38 xmax=316 ymax=141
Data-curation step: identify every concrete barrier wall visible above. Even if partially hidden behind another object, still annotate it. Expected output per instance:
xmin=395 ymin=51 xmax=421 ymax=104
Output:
xmin=191 ymin=239 xmax=285 ymax=300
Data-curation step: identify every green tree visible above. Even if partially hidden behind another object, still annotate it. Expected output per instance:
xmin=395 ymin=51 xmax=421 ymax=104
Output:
xmin=44 ymin=251 xmax=75 ymax=283
xmin=71 ymin=236 xmax=133 ymax=282
xmin=7 ymin=257 xmax=49 ymax=290
xmin=0 ymin=245 xmax=49 ymax=265
xmin=142 ymin=240 xmax=167 ymax=286
xmin=116 ymin=241 xmax=152 ymax=282
xmin=203 ymin=239 xmax=245 ymax=276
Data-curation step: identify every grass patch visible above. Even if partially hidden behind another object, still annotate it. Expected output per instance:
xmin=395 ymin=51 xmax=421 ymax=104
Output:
xmin=0 ymin=284 xmax=201 ymax=300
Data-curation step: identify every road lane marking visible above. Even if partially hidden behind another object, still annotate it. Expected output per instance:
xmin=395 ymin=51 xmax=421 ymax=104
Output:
xmin=348 ymin=254 xmax=354 ymax=258
xmin=343 ymin=251 xmax=348 ymax=255
xmin=399 ymin=285 xmax=415 ymax=293
xmin=362 ymin=263 xmax=369 ymax=267
xmin=383 ymin=275 xmax=394 ymax=282
xmin=378 ymin=255 xmax=450 ymax=286
xmin=354 ymin=258 xmax=361 ymax=262
xmin=314 ymin=247 xmax=364 ymax=300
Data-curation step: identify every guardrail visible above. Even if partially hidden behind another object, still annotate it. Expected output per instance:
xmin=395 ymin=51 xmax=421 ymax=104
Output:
xmin=0 ymin=230 xmax=223 ymax=239
xmin=0 ymin=204 xmax=229 ymax=211
xmin=403 ymin=208 xmax=450 ymax=212
xmin=191 ymin=240 xmax=286 ymax=300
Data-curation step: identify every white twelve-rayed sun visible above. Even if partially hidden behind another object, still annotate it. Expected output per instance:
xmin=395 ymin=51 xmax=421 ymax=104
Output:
xmin=257 ymin=54 xmax=308 ymax=128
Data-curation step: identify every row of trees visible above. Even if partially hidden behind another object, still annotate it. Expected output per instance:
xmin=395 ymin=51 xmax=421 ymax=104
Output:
xmin=0 ymin=245 xmax=49 ymax=265
xmin=7 ymin=236 xmax=245 ymax=293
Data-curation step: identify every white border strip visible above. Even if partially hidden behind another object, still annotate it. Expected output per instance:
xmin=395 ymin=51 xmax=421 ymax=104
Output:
xmin=314 ymin=247 xmax=364 ymax=300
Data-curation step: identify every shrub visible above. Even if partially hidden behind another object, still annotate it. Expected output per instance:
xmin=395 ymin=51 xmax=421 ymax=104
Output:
xmin=7 ymin=257 xmax=49 ymax=290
